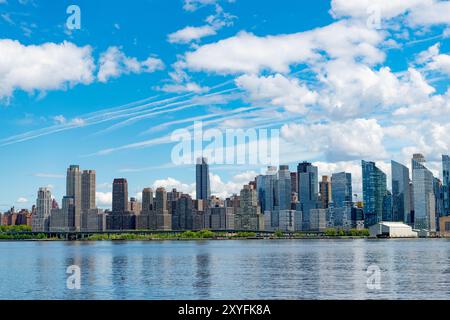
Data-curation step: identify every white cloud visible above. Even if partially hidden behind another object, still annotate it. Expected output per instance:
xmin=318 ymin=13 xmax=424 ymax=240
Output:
xmin=0 ymin=39 xmax=95 ymax=99
xmin=16 ymin=197 xmax=28 ymax=204
xmin=317 ymin=61 xmax=435 ymax=118
xmin=157 ymin=82 xmax=209 ymax=93
xmin=236 ymin=73 xmax=318 ymax=114
xmin=52 ymin=115 xmax=85 ymax=126
xmin=168 ymin=25 xmax=217 ymax=44
xmin=330 ymin=0 xmax=450 ymax=27
xmin=420 ymin=43 xmax=450 ymax=76
xmin=97 ymin=47 xmax=164 ymax=83
xmin=409 ymin=1 xmax=450 ymax=26
xmin=183 ymin=0 xmax=233 ymax=11
xmin=153 ymin=178 xmax=196 ymax=198
xmin=152 ymin=170 xmax=257 ymax=200
xmin=281 ymin=118 xmax=388 ymax=162
xmin=330 ymin=0 xmax=429 ymax=20
xmin=96 ymin=192 xmax=112 ymax=207
xmin=182 ymin=20 xmax=384 ymax=75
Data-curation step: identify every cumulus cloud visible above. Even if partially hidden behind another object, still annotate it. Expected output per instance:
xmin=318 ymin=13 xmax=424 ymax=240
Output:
xmin=317 ymin=61 xmax=435 ymax=118
xmin=16 ymin=197 xmax=28 ymax=204
xmin=96 ymin=192 xmax=112 ymax=207
xmin=182 ymin=20 xmax=384 ymax=75
xmin=330 ymin=0 xmax=450 ymax=27
xmin=0 ymin=39 xmax=95 ymax=99
xmin=97 ymin=47 xmax=164 ymax=83
xmin=281 ymin=119 xmax=388 ymax=162
xmin=236 ymin=74 xmax=318 ymax=114
xmin=168 ymin=25 xmax=217 ymax=44
xmin=152 ymin=170 xmax=257 ymax=199
xmin=183 ymin=0 xmax=233 ymax=11
xmin=418 ymin=43 xmax=450 ymax=76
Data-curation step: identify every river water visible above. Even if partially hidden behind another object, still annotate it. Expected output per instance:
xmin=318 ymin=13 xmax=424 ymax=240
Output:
xmin=1 ymin=239 xmax=449 ymax=300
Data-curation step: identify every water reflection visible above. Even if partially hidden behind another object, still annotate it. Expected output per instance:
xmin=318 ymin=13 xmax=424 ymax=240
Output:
xmin=1 ymin=239 xmax=450 ymax=299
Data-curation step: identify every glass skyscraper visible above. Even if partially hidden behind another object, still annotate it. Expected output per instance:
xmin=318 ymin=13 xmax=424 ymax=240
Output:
xmin=391 ymin=160 xmax=411 ymax=224
xmin=412 ymin=154 xmax=436 ymax=232
xmin=331 ymin=172 xmax=352 ymax=208
xmin=196 ymin=157 xmax=211 ymax=201
xmin=361 ymin=160 xmax=387 ymax=227
xmin=443 ymin=155 xmax=450 ymax=215
xmin=297 ymin=162 xmax=319 ymax=230
xmin=276 ymin=165 xmax=292 ymax=211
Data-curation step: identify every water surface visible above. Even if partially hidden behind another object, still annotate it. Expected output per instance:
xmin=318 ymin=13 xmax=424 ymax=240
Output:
xmin=1 ymin=239 xmax=449 ymax=299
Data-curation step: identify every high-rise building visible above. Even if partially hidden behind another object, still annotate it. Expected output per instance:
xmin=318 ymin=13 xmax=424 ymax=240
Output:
xmin=235 ymin=185 xmax=264 ymax=231
xmin=107 ymin=178 xmax=134 ymax=230
xmin=412 ymin=154 xmax=436 ymax=232
xmin=81 ymin=170 xmax=96 ymax=212
xmin=290 ymin=172 xmax=298 ymax=194
xmin=331 ymin=172 xmax=352 ymax=208
xmin=136 ymin=188 xmax=156 ymax=230
xmin=433 ymin=177 xmax=444 ymax=231
xmin=442 ymin=155 xmax=450 ymax=215
xmin=383 ymin=190 xmax=393 ymax=222
xmin=276 ymin=165 xmax=292 ymax=211
xmin=66 ymin=165 xmax=82 ymax=231
xmin=209 ymin=207 xmax=235 ymax=230
xmin=319 ymin=176 xmax=332 ymax=209
xmin=297 ymin=162 xmax=319 ymax=230
xmin=173 ymin=194 xmax=193 ymax=230
xmin=196 ymin=157 xmax=210 ymax=201
xmin=112 ymin=178 xmax=128 ymax=213
xmin=129 ymin=197 xmax=141 ymax=215
xmin=361 ymin=160 xmax=387 ymax=227
xmin=155 ymin=187 xmax=171 ymax=230
xmin=391 ymin=160 xmax=412 ymax=224
xmin=32 ymin=187 xmax=52 ymax=232
xmin=142 ymin=188 xmax=154 ymax=212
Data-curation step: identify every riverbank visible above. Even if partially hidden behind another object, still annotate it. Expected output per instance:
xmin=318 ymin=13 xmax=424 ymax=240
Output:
xmin=0 ymin=226 xmax=380 ymax=241
xmin=0 ymin=228 xmax=374 ymax=241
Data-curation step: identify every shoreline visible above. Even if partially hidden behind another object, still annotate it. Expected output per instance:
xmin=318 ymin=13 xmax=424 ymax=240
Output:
xmin=0 ymin=236 xmax=441 ymax=242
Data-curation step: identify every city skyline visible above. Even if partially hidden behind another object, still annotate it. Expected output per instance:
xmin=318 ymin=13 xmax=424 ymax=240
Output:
xmin=1 ymin=0 xmax=450 ymax=212
xmin=4 ymin=153 xmax=450 ymax=213
xmin=17 ymin=151 xmax=448 ymax=234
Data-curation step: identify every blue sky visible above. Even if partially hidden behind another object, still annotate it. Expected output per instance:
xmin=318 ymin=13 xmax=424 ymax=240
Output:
xmin=1 ymin=0 xmax=450 ymax=210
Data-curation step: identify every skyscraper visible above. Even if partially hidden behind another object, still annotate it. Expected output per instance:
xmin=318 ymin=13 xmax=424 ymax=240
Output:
xmin=66 ymin=165 xmax=82 ymax=231
xmin=412 ymin=154 xmax=436 ymax=232
xmin=32 ymin=187 xmax=52 ymax=232
xmin=433 ymin=177 xmax=445 ymax=230
xmin=81 ymin=170 xmax=96 ymax=212
xmin=155 ymin=187 xmax=171 ymax=230
xmin=276 ymin=165 xmax=292 ymax=211
xmin=112 ymin=178 xmax=128 ymax=213
xmin=142 ymin=188 xmax=154 ymax=212
xmin=361 ymin=160 xmax=387 ymax=227
xmin=319 ymin=176 xmax=332 ymax=209
xmin=290 ymin=172 xmax=298 ymax=194
xmin=331 ymin=172 xmax=352 ymax=208
xmin=442 ymin=155 xmax=450 ymax=215
xmin=297 ymin=162 xmax=319 ymax=230
xmin=235 ymin=185 xmax=264 ymax=231
xmin=391 ymin=160 xmax=411 ymax=223
xmin=173 ymin=194 xmax=193 ymax=230
xmin=196 ymin=157 xmax=210 ymax=201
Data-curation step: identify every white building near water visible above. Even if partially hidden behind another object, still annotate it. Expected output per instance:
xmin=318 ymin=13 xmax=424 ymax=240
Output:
xmin=369 ymin=222 xmax=418 ymax=238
